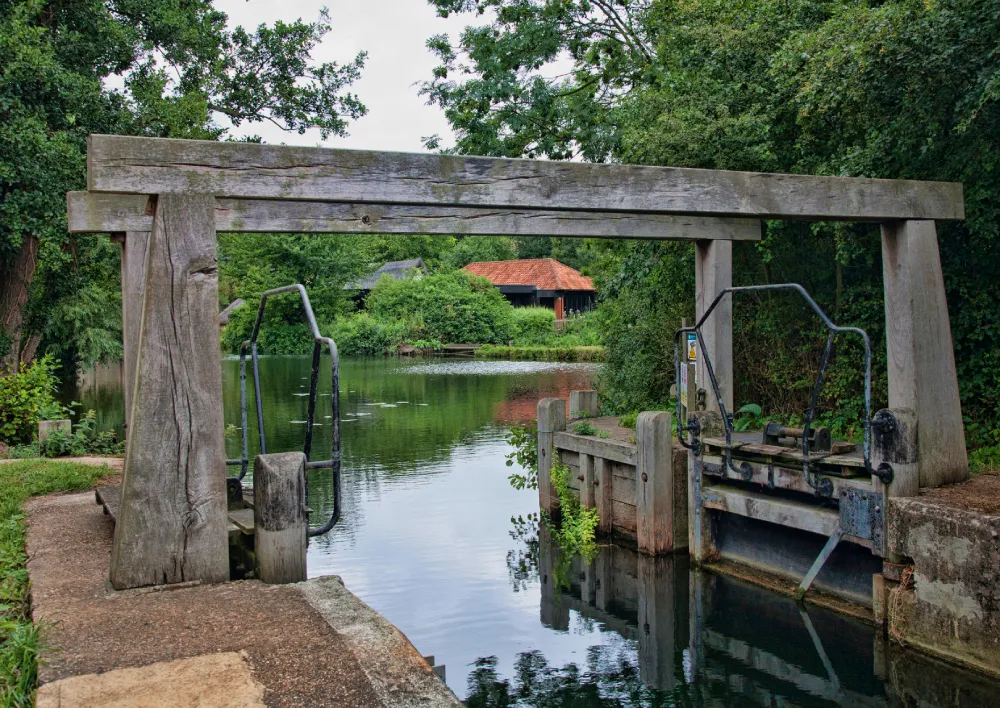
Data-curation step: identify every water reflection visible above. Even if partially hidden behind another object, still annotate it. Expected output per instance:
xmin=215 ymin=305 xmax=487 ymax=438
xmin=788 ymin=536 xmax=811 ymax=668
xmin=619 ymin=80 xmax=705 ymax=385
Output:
xmin=68 ymin=358 xmax=1000 ymax=704
xmin=486 ymin=531 xmax=1000 ymax=708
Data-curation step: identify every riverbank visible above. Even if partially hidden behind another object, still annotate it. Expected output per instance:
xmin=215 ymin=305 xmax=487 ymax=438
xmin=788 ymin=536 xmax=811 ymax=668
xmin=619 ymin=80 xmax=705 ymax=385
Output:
xmin=474 ymin=344 xmax=605 ymax=362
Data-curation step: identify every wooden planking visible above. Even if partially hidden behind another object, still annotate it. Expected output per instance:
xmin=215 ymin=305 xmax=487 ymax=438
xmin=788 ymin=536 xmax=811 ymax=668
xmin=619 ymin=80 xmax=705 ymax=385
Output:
xmin=613 ymin=476 xmax=637 ymax=506
xmin=881 ymin=220 xmax=968 ymax=486
xmin=612 ymin=499 xmax=638 ymax=535
xmin=67 ymin=191 xmax=761 ymax=240
xmin=701 ymin=485 xmax=838 ymax=537
xmin=553 ymin=432 xmax=637 ymax=465
xmin=86 ymin=135 xmax=965 ymax=221
xmin=699 ymin=454 xmax=872 ymax=500
xmin=110 ymin=194 xmax=229 ymax=590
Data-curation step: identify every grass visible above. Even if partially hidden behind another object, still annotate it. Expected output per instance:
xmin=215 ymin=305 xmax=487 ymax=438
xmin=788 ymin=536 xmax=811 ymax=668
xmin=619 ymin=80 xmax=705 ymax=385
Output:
xmin=0 ymin=460 xmax=112 ymax=706
xmin=475 ymin=344 xmax=605 ymax=362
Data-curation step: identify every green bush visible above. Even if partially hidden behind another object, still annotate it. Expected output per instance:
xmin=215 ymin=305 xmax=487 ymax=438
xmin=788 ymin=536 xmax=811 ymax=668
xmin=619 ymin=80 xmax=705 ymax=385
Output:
xmin=325 ymin=313 xmax=410 ymax=356
xmin=221 ymin=302 xmax=315 ymax=356
xmin=37 ymin=410 xmax=123 ymax=458
xmin=0 ymin=357 xmax=66 ymax=445
xmin=367 ymin=271 xmax=514 ymax=345
xmin=511 ymin=307 xmax=555 ymax=345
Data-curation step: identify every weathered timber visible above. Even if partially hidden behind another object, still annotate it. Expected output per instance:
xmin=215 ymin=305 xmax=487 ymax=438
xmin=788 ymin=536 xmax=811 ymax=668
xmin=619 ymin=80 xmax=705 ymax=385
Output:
xmin=254 ymin=452 xmax=308 ymax=584
xmin=66 ymin=192 xmax=761 ymax=240
xmin=86 ymin=135 xmax=964 ymax=221
xmin=594 ymin=457 xmax=613 ymax=535
xmin=636 ymin=412 xmax=681 ymax=554
xmin=701 ymin=485 xmax=840 ymax=538
xmin=695 ymin=240 xmax=733 ymax=414
xmin=121 ymin=230 xmax=150 ymax=440
xmin=110 ymin=194 xmax=229 ymax=590
xmin=568 ymin=389 xmax=600 ymax=420
xmin=881 ymin=220 xmax=968 ymax=486
xmin=552 ymin=432 xmax=637 ymax=465
xmin=699 ymin=454 xmax=872 ymax=499
xmin=537 ymin=398 xmax=566 ymax=515
xmin=581 ymin=453 xmax=596 ymax=509
xmin=688 ymin=412 xmax=723 ymax=563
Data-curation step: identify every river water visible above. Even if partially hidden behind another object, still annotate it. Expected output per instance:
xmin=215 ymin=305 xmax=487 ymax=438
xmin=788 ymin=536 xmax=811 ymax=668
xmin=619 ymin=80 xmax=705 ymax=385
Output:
xmin=70 ymin=357 xmax=998 ymax=705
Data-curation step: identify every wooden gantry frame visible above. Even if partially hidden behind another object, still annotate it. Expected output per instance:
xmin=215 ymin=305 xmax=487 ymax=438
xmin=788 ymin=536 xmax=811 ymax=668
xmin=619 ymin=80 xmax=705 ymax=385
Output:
xmin=68 ymin=134 xmax=968 ymax=589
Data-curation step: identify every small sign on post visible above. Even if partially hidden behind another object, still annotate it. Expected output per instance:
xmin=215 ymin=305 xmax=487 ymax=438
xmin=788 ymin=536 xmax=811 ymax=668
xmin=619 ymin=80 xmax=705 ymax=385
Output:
xmin=680 ymin=321 xmax=698 ymax=419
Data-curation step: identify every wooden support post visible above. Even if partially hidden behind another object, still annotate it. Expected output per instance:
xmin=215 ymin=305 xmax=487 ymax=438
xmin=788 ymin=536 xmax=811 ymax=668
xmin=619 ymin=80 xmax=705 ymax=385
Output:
xmin=637 ymin=555 xmax=679 ymax=692
xmin=537 ymin=398 xmax=566 ymax=515
xmin=688 ymin=411 xmax=723 ymax=564
xmin=593 ymin=546 xmax=612 ymax=612
xmin=636 ymin=411 xmax=682 ymax=555
xmin=695 ymin=240 xmax=733 ymax=415
xmin=881 ymin=220 xmax=968 ymax=486
xmin=120 ymin=230 xmax=151 ymax=444
xmin=568 ymin=389 xmax=599 ymax=420
xmin=594 ymin=457 xmax=613 ymax=536
xmin=254 ymin=452 xmax=308 ymax=584
xmin=110 ymin=194 xmax=228 ymax=590
xmin=580 ymin=454 xmax=596 ymax=509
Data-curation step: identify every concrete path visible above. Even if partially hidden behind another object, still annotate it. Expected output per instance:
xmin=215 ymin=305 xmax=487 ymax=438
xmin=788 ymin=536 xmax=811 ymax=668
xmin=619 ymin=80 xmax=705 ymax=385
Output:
xmin=26 ymin=491 xmax=460 ymax=707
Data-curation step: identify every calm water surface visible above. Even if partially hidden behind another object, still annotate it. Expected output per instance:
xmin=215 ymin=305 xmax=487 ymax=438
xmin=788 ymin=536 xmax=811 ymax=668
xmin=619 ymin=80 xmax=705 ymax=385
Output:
xmin=70 ymin=357 xmax=998 ymax=705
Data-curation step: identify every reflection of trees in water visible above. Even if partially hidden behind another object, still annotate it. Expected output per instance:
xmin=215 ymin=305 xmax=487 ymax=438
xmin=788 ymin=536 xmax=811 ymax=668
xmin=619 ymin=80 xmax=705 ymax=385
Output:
xmin=465 ymin=646 xmax=675 ymax=707
xmin=506 ymin=512 xmax=540 ymax=592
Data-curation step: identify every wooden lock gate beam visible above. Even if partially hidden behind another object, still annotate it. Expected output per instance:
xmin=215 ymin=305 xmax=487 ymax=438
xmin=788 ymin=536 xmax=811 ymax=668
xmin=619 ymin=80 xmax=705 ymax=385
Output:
xmin=67 ymin=134 xmax=967 ymax=590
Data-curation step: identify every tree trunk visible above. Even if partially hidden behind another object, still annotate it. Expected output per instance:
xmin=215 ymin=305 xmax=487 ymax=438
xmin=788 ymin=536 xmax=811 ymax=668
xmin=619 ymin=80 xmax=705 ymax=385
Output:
xmin=0 ymin=236 xmax=40 ymax=372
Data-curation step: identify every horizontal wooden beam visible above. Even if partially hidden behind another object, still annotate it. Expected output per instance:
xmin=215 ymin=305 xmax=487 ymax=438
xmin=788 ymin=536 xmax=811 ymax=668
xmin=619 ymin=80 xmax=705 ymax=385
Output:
xmin=86 ymin=135 xmax=964 ymax=222
xmin=702 ymin=485 xmax=839 ymax=537
xmin=66 ymin=191 xmax=761 ymax=239
xmin=553 ymin=431 xmax=637 ymax=466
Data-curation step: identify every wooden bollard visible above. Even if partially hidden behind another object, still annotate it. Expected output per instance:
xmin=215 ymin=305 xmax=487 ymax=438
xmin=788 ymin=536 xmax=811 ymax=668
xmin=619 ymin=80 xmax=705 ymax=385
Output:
xmin=568 ymin=390 xmax=599 ymax=420
xmin=637 ymin=411 xmax=685 ymax=555
xmin=537 ymin=398 xmax=566 ymax=515
xmin=254 ymin=452 xmax=308 ymax=584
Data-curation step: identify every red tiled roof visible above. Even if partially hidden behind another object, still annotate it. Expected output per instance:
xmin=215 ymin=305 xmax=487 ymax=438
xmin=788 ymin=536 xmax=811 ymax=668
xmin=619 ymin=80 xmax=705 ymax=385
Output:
xmin=462 ymin=259 xmax=595 ymax=291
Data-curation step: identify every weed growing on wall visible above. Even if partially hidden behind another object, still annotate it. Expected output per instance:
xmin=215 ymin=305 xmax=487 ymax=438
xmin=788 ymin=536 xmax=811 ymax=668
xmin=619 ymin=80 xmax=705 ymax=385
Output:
xmin=548 ymin=462 xmax=598 ymax=562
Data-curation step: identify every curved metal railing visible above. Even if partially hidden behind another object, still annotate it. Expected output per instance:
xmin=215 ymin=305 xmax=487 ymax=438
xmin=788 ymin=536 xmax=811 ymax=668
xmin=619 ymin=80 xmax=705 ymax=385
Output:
xmin=674 ymin=283 xmax=873 ymax=497
xmin=225 ymin=284 xmax=341 ymax=536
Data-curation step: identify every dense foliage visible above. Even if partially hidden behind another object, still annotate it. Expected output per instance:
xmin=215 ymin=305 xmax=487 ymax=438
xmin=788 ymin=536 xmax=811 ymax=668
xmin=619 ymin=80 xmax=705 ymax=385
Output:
xmin=367 ymin=271 xmax=516 ymax=345
xmin=0 ymin=0 xmax=366 ymax=374
xmin=0 ymin=356 xmax=64 ymax=444
xmin=426 ymin=0 xmax=1000 ymax=452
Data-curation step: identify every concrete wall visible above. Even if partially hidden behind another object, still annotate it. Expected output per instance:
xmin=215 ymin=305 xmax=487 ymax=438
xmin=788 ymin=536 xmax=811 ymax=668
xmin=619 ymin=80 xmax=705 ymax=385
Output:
xmin=886 ymin=497 xmax=1000 ymax=677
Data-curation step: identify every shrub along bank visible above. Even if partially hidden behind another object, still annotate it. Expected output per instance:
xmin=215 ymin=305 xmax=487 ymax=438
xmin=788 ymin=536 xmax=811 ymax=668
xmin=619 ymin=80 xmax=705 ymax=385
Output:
xmin=223 ymin=270 xmax=602 ymax=358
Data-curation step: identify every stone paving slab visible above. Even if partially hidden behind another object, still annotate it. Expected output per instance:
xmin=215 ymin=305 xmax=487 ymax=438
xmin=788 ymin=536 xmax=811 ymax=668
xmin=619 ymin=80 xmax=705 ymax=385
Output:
xmin=36 ymin=652 xmax=266 ymax=708
xmin=25 ymin=490 xmax=459 ymax=707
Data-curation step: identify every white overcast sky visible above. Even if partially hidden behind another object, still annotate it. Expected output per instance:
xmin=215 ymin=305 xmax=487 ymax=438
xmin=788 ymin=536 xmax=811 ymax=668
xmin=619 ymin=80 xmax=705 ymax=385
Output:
xmin=212 ymin=0 xmax=484 ymax=153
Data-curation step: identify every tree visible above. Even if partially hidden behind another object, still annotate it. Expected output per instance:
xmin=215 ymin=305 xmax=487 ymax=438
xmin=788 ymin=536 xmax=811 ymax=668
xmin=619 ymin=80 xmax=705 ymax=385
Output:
xmin=425 ymin=0 xmax=1000 ymax=450
xmin=0 ymin=0 xmax=367 ymax=373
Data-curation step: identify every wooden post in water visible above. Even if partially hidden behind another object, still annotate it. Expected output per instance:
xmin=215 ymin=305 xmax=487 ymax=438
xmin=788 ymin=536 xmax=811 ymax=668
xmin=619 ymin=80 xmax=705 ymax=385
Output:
xmin=537 ymin=398 xmax=566 ymax=516
xmin=636 ymin=411 xmax=683 ymax=555
xmin=254 ymin=452 xmax=308 ymax=584
xmin=110 ymin=195 xmax=228 ymax=590
xmin=568 ymin=389 xmax=599 ymax=420
xmin=881 ymin=220 xmax=968 ymax=486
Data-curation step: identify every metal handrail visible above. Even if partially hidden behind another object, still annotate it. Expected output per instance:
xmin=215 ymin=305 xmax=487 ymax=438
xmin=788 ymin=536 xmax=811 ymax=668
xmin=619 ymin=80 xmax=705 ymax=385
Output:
xmin=674 ymin=283 xmax=873 ymax=497
xmin=224 ymin=284 xmax=341 ymax=536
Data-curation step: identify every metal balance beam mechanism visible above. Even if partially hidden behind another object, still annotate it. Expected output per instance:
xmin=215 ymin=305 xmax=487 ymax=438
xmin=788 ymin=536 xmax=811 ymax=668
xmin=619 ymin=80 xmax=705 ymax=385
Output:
xmin=676 ymin=284 xmax=896 ymax=602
